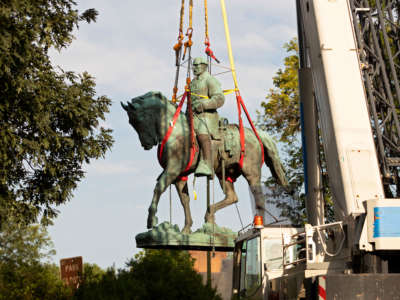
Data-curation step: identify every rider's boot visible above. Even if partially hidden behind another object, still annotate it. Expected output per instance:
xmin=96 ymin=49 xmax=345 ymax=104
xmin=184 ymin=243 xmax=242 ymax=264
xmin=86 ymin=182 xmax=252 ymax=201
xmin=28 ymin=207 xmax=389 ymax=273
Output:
xmin=195 ymin=134 xmax=213 ymax=177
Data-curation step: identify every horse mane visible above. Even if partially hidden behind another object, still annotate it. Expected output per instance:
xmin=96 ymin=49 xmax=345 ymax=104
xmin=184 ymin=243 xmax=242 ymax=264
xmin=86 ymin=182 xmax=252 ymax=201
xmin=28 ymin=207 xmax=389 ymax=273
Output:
xmin=130 ymin=91 xmax=176 ymax=112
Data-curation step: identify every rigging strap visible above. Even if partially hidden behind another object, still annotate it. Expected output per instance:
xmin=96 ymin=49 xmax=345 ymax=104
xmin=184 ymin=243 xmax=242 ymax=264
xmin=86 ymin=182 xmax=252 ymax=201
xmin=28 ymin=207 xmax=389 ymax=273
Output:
xmin=204 ymin=0 xmax=209 ymax=42
xmin=187 ymin=88 xmax=237 ymax=99
xmin=172 ymin=0 xmax=186 ymax=103
xmin=158 ymin=91 xmax=197 ymax=176
xmin=179 ymin=0 xmax=185 ymax=34
xmin=204 ymin=0 xmax=219 ymax=63
xmin=236 ymin=91 xmax=264 ymax=168
xmin=182 ymin=0 xmax=193 ymax=61
xmin=220 ymin=0 xmax=264 ymax=168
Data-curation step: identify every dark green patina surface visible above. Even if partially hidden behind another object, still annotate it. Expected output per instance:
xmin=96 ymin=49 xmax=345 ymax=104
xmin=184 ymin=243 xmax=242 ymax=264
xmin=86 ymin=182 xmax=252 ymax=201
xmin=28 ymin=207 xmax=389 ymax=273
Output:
xmin=122 ymin=91 xmax=289 ymax=236
xmin=136 ymin=222 xmax=237 ymax=251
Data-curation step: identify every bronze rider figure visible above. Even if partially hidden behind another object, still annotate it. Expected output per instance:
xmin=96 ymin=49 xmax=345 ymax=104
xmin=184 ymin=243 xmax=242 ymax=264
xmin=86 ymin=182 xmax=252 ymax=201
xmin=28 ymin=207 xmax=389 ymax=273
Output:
xmin=189 ymin=57 xmax=225 ymax=177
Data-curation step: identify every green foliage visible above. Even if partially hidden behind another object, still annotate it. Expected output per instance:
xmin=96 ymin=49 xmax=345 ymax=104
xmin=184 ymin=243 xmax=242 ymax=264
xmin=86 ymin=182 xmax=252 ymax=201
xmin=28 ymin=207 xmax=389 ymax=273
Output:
xmin=75 ymin=250 xmax=222 ymax=300
xmin=259 ymin=39 xmax=306 ymax=224
xmin=0 ymin=217 xmax=54 ymax=266
xmin=0 ymin=217 xmax=71 ymax=299
xmin=260 ymin=39 xmax=300 ymax=145
xmin=0 ymin=262 xmax=72 ymax=300
xmin=259 ymin=38 xmax=335 ymax=223
xmin=81 ymin=263 xmax=106 ymax=286
xmin=0 ymin=0 xmax=113 ymax=226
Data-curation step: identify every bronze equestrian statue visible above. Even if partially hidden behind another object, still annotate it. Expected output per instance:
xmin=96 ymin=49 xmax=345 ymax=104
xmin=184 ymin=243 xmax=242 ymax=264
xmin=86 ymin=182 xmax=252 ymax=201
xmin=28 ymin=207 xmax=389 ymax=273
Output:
xmin=121 ymin=59 xmax=289 ymax=234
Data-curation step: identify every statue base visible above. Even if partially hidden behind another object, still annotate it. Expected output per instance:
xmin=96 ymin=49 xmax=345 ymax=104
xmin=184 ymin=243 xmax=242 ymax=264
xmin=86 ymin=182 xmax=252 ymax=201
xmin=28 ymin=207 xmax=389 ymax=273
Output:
xmin=135 ymin=222 xmax=237 ymax=252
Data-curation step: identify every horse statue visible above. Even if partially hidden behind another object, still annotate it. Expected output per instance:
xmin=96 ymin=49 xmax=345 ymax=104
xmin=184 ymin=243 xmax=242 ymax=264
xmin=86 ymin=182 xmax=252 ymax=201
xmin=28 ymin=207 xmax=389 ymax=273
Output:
xmin=121 ymin=91 xmax=288 ymax=233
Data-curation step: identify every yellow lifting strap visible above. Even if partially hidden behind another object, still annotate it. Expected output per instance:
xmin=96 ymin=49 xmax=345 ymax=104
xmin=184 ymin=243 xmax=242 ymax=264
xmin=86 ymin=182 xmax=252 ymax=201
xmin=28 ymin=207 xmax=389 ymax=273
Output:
xmin=220 ymin=0 xmax=239 ymax=90
xmin=186 ymin=89 xmax=238 ymax=100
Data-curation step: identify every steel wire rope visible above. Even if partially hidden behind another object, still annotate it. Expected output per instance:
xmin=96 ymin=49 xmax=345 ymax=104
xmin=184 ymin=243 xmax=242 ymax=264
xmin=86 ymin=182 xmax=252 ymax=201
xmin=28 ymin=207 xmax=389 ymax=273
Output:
xmin=169 ymin=185 xmax=172 ymax=223
xmin=316 ymin=224 xmax=346 ymax=257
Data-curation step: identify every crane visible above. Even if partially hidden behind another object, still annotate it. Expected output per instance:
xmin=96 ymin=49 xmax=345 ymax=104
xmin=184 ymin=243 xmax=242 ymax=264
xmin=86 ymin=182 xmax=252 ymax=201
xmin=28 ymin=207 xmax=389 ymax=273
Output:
xmin=232 ymin=0 xmax=400 ymax=299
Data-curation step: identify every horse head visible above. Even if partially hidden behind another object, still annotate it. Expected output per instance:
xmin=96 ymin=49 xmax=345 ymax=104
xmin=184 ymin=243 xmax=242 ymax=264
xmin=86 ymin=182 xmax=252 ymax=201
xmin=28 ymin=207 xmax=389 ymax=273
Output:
xmin=121 ymin=91 xmax=167 ymax=150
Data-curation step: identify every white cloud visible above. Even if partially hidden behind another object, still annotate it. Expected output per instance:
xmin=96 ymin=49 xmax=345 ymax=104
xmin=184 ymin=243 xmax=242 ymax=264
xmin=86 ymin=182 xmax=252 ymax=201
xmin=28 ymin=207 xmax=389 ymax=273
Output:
xmin=84 ymin=160 xmax=137 ymax=176
xmin=51 ymin=40 xmax=172 ymax=95
xmin=50 ymin=0 xmax=297 ymax=100
xmin=234 ymin=32 xmax=274 ymax=52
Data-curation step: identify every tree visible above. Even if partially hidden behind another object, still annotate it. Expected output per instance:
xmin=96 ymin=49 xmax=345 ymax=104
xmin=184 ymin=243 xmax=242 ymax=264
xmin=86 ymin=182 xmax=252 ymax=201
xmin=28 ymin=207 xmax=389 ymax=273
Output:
xmin=0 ymin=0 xmax=113 ymax=226
xmin=0 ymin=217 xmax=72 ymax=299
xmin=260 ymin=39 xmax=300 ymax=145
xmin=81 ymin=263 xmax=106 ymax=286
xmin=259 ymin=39 xmax=306 ymax=224
xmin=0 ymin=217 xmax=55 ymax=266
xmin=0 ymin=263 xmax=72 ymax=300
xmin=74 ymin=250 xmax=222 ymax=300
xmin=259 ymin=38 xmax=334 ymax=223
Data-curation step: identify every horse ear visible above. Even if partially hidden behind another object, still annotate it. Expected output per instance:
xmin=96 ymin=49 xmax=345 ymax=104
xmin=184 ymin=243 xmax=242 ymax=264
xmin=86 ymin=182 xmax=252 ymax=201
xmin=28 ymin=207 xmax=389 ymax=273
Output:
xmin=121 ymin=102 xmax=128 ymax=111
xmin=151 ymin=91 xmax=164 ymax=99
xmin=128 ymin=102 xmax=139 ymax=110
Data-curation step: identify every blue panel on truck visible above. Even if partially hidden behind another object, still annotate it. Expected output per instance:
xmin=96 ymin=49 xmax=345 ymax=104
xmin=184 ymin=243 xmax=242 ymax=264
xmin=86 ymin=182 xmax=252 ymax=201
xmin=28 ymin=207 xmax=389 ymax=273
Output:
xmin=373 ymin=207 xmax=400 ymax=238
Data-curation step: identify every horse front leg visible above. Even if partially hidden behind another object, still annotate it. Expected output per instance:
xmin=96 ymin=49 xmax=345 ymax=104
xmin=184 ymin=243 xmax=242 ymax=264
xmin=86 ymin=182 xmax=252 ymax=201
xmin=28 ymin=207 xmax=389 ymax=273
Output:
xmin=147 ymin=170 xmax=178 ymax=229
xmin=175 ymin=180 xmax=193 ymax=234
xmin=205 ymin=177 xmax=238 ymax=224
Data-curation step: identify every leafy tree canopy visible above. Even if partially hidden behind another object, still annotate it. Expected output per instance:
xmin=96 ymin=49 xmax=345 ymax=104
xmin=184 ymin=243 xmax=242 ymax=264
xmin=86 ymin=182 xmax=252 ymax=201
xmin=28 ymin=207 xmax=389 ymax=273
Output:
xmin=0 ymin=216 xmax=54 ymax=267
xmin=259 ymin=38 xmax=334 ymax=223
xmin=0 ymin=0 xmax=114 ymax=225
xmin=0 ymin=216 xmax=71 ymax=299
xmin=260 ymin=39 xmax=300 ymax=145
xmin=75 ymin=250 xmax=222 ymax=300
xmin=259 ymin=39 xmax=306 ymax=224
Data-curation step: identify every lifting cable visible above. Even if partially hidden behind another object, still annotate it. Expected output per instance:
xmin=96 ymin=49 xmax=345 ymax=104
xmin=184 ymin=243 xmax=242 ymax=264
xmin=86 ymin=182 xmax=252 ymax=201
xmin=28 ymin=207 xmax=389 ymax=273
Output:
xmin=182 ymin=0 xmax=193 ymax=61
xmin=220 ymin=0 xmax=264 ymax=169
xmin=162 ymin=0 xmax=197 ymax=177
xmin=168 ymin=0 xmax=264 ymax=175
xmin=204 ymin=0 xmax=219 ymax=64
xmin=172 ymin=0 xmax=185 ymax=103
xmin=185 ymin=0 xmax=196 ymax=167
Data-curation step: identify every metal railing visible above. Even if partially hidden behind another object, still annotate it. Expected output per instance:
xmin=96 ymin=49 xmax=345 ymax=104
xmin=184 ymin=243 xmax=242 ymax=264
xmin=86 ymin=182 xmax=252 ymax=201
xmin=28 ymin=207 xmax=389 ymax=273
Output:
xmin=282 ymin=222 xmax=345 ymax=269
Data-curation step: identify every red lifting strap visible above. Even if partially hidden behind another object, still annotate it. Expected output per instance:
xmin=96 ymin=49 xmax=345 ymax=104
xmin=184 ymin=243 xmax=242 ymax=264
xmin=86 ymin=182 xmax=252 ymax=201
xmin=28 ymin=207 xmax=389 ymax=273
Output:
xmin=235 ymin=91 xmax=264 ymax=169
xmin=158 ymin=91 xmax=197 ymax=174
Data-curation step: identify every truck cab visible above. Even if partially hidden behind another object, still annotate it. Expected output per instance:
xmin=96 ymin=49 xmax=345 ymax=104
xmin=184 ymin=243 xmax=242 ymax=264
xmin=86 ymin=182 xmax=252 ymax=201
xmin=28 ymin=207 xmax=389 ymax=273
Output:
xmin=232 ymin=220 xmax=400 ymax=300
xmin=232 ymin=225 xmax=306 ymax=300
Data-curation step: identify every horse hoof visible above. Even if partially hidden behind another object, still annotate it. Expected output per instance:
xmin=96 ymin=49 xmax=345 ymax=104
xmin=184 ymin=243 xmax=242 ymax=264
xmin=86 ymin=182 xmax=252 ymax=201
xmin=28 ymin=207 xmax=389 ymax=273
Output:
xmin=181 ymin=226 xmax=191 ymax=235
xmin=204 ymin=213 xmax=215 ymax=224
xmin=147 ymin=215 xmax=158 ymax=229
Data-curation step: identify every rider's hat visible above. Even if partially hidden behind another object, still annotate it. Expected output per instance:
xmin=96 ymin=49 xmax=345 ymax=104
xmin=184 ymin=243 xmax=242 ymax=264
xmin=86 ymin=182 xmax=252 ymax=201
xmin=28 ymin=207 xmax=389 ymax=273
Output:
xmin=193 ymin=57 xmax=208 ymax=66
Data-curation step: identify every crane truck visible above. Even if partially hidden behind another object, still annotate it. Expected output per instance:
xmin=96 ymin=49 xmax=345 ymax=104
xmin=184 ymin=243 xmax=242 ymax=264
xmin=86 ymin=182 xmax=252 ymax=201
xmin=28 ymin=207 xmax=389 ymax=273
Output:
xmin=232 ymin=0 xmax=400 ymax=299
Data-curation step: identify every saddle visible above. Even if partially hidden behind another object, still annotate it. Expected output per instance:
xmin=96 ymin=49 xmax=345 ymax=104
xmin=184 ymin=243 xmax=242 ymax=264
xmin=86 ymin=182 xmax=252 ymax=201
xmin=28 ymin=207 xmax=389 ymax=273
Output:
xmin=210 ymin=117 xmax=239 ymax=161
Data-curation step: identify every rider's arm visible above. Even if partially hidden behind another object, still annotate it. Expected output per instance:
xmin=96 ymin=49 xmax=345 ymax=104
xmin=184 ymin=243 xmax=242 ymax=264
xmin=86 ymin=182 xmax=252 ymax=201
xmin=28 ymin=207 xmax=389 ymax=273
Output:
xmin=201 ymin=77 xmax=225 ymax=110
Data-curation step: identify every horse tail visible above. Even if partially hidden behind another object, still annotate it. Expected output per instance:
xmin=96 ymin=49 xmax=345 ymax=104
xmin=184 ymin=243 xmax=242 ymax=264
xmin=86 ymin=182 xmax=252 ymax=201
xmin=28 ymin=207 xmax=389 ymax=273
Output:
xmin=258 ymin=131 xmax=289 ymax=187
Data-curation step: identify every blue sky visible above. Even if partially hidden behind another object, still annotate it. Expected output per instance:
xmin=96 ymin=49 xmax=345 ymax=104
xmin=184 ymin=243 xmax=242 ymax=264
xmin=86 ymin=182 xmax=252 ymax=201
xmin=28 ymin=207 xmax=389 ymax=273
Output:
xmin=48 ymin=0 xmax=297 ymax=269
